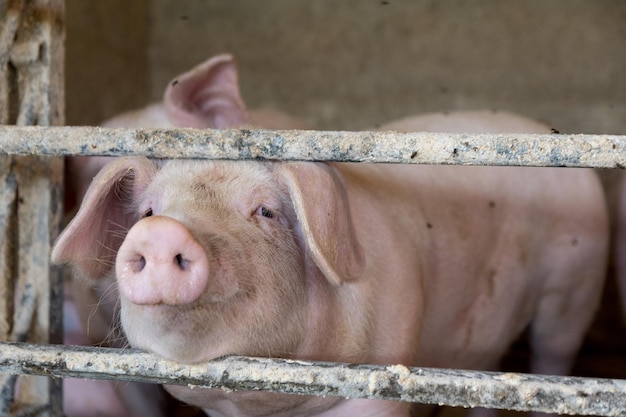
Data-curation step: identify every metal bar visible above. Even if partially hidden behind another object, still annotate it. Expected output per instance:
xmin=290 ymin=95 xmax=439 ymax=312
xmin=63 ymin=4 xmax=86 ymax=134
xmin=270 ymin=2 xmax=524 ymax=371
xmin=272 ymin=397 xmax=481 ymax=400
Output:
xmin=0 ymin=0 xmax=65 ymax=415
xmin=0 ymin=342 xmax=625 ymax=416
xmin=0 ymin=126 xmax=626 ymax=167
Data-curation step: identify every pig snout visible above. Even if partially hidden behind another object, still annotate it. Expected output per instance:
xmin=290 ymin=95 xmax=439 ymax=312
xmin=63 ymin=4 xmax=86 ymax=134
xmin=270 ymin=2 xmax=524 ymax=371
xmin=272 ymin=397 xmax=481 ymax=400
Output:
xmin=116 ymin=215 xmax=209 ymax=306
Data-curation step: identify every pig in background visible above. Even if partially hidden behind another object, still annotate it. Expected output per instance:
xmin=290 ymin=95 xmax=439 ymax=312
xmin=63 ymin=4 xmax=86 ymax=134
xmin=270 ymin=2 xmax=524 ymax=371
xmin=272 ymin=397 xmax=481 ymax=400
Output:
xmin=57 ymin=53 xmax=609 ymax=417
xmin=64 ymin=54 xmax=309 ymax=216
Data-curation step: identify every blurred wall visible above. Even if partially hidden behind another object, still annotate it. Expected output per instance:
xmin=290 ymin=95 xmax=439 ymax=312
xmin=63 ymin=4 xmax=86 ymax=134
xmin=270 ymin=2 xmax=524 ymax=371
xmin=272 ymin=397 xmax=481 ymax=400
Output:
xmin=149 ymin=1 xmax=626 ymax=133
xmin=66 ymin=1 xmax=626 ymax=134
xmin=65 ymin=0 xmax=149 ymax=125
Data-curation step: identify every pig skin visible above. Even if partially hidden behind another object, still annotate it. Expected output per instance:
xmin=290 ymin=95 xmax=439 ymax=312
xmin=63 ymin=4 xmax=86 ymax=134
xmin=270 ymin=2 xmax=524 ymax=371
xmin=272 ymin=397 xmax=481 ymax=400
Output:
xmin=54 ymin=153 xmax=608 ymax=417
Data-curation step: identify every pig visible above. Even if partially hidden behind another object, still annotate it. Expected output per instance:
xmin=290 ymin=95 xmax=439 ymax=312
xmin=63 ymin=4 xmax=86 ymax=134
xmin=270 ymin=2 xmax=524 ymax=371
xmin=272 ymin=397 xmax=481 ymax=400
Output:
xmin=53 ymin=120 xmax=608 ymax=415
xmin=377 ymin=110 xmax=553 ymax=134
xmin=67 ymin=53 xmax=309 ymax=346
xmin=62 ymin=54 xmax=309 ymax=417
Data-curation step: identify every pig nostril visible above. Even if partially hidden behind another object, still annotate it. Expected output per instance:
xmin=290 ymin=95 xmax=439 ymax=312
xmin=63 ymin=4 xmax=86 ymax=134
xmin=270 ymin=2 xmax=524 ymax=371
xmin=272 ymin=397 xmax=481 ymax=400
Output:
xmin=133 ymin=255 xmax=146 ymax=273
xmin=175 ymin=253 xmax=187 ymax=270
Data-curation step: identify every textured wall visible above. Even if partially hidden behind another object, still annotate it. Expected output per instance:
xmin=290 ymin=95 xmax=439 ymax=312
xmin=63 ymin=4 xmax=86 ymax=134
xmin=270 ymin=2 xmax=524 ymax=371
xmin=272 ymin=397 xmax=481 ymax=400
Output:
xmin=66 ymin=1 xmax=626 ymax=134
xmin=147 ymin=1 xmax=626 ymax=133
xmin=65 ymin=0 xmax=149 ymax=125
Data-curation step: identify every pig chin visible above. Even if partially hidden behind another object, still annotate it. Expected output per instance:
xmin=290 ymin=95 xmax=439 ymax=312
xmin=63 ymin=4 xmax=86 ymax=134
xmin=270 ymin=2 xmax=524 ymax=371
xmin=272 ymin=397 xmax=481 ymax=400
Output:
xmin=119 ymin=285 xmax=307 ymax=364
xmin=120 ymin=300 xmax=239 ymax=363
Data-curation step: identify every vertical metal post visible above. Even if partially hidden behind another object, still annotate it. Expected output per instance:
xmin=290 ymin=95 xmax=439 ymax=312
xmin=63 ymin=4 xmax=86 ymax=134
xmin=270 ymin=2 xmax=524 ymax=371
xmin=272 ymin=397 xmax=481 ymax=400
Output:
xmin=0 ymin=0 xmax=65 ymax=416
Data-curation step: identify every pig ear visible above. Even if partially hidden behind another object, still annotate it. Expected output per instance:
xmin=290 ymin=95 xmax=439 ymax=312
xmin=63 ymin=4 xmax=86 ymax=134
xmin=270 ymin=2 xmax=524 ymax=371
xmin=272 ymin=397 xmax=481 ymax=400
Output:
xmin=163 ymin=54 xmax=250 ymax=128
xmin=276 ymin=162 xmax=365 ymax=285
xmin=52 ymin=157 xmax=156 ymax=281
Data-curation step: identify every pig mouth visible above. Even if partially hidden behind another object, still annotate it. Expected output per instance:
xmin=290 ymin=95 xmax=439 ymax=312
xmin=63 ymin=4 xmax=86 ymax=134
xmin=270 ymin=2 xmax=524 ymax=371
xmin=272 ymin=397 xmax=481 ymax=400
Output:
xmin=121 ymin=304 xmax=249 ymax=364
xmin=120 ymin=290 xmax=246 ymax=335
xmin=120 ymin=294 xmax=221 ymax=316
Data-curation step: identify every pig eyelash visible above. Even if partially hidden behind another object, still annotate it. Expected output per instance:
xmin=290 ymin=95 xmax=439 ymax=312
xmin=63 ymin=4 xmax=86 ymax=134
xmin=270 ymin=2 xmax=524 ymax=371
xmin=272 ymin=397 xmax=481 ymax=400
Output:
xmin=141 ymin=208 xmax=153 ymax=218
xmin=255 ymin=205 xmax=275 ymax=219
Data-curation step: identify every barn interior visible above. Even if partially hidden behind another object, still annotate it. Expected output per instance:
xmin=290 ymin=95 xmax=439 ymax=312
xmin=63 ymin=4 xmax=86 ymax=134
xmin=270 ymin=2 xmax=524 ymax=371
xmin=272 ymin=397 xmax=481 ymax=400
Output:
xmin=62 ymin=1 xmax=626 ymax=415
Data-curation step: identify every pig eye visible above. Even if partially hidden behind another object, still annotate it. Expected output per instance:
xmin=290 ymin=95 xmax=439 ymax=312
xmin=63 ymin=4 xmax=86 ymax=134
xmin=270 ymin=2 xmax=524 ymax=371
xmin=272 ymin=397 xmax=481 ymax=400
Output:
xmin=142 ymin=208 xmax=153 ymax=218
xmin=256 ymin=205 xmax=274 ymax=219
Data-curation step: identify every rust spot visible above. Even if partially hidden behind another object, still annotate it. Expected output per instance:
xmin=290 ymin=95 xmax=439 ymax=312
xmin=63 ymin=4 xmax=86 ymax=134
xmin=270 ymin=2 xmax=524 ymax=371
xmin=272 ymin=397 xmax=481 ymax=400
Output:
xmin=488 ymin=201 xmax=496 ymax=208
xmin=571 ymin=237 xmax=578 ymax=246
xmin=426 ymin=222 xmax=433 ymax=229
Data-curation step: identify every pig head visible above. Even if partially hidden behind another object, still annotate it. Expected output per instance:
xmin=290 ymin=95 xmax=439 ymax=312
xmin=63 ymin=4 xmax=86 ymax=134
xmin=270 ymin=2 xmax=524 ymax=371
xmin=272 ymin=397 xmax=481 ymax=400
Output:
xmin=62 ymin=54 xmax=309 ymax=417
xmin=66 ymin=53 xmax=310 ymax=347
xmin=53 ymin=152 xmax=608 ymax=416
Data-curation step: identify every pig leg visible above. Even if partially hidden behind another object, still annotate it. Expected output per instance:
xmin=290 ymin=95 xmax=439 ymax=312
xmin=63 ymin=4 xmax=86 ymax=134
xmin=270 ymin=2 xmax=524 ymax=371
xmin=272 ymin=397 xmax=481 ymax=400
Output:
xmin=469 ymin=215 xmax=606 ymax=417
xmin=528 ymin=241 xmax=606 ymax=377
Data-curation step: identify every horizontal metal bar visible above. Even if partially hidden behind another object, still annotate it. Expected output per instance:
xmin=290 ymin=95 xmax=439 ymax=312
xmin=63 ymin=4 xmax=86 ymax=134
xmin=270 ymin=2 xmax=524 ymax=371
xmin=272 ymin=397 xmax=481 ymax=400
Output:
xmin=1 ymin=342 xmax=625 ymax=415
xmin=0 ymin=125 xmax=625 ymax=167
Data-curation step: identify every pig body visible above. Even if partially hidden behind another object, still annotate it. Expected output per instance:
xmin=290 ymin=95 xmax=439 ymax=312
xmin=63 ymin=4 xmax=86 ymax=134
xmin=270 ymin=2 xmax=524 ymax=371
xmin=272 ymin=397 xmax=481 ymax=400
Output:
xmin=54 ymin=153 xmax=607 ymax=416
xmin=60 ymin=53 xmax=606 ymax=417
xmin=378 ymin=110 xmax=552 ymax=133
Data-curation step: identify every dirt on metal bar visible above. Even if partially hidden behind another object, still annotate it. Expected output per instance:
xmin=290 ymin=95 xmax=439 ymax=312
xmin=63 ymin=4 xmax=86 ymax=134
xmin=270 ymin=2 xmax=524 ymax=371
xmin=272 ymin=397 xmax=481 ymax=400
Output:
xmin=0 ymin=342 xmax=625 ymax=416
xmin=0 ymin=0 xmax=65 ymax=415
xmin=0 ymin=126 xmax=626 ymax=168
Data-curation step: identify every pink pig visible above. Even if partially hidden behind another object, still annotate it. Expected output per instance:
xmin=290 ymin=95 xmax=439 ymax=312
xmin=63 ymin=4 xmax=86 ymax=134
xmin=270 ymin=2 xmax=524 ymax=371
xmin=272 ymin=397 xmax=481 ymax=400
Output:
xmin=54 ymin=97 xmax=608 ymax=416
xmin=62 ymin=54 xmax=308 ymax=417
xmin=378 ymin=110 xmax=552 ymax=134
xmin=67 ymin=54 xmax=309 ymax=345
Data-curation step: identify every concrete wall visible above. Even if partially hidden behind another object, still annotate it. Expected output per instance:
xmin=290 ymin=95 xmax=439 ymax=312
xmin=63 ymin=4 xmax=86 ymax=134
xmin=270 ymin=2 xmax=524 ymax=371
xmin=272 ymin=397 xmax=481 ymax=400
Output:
xmin=67 ymin=1 xmax=626 ymax=135
xmin=148 ymin=1 xmax=626 ymax=133
xmin=65 ymin=0 xmax=149 ymax=125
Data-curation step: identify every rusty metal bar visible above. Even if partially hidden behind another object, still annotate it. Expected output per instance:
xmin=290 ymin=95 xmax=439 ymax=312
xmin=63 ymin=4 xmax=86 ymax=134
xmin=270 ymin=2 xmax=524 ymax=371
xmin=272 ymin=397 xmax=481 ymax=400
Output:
xmin=0 ymin=126 xmax=626 ymax=167
xmin=0 ymin=342 xmax=625 ymax=416
xmin=0 ymin=0 xmax=65 ymax=416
